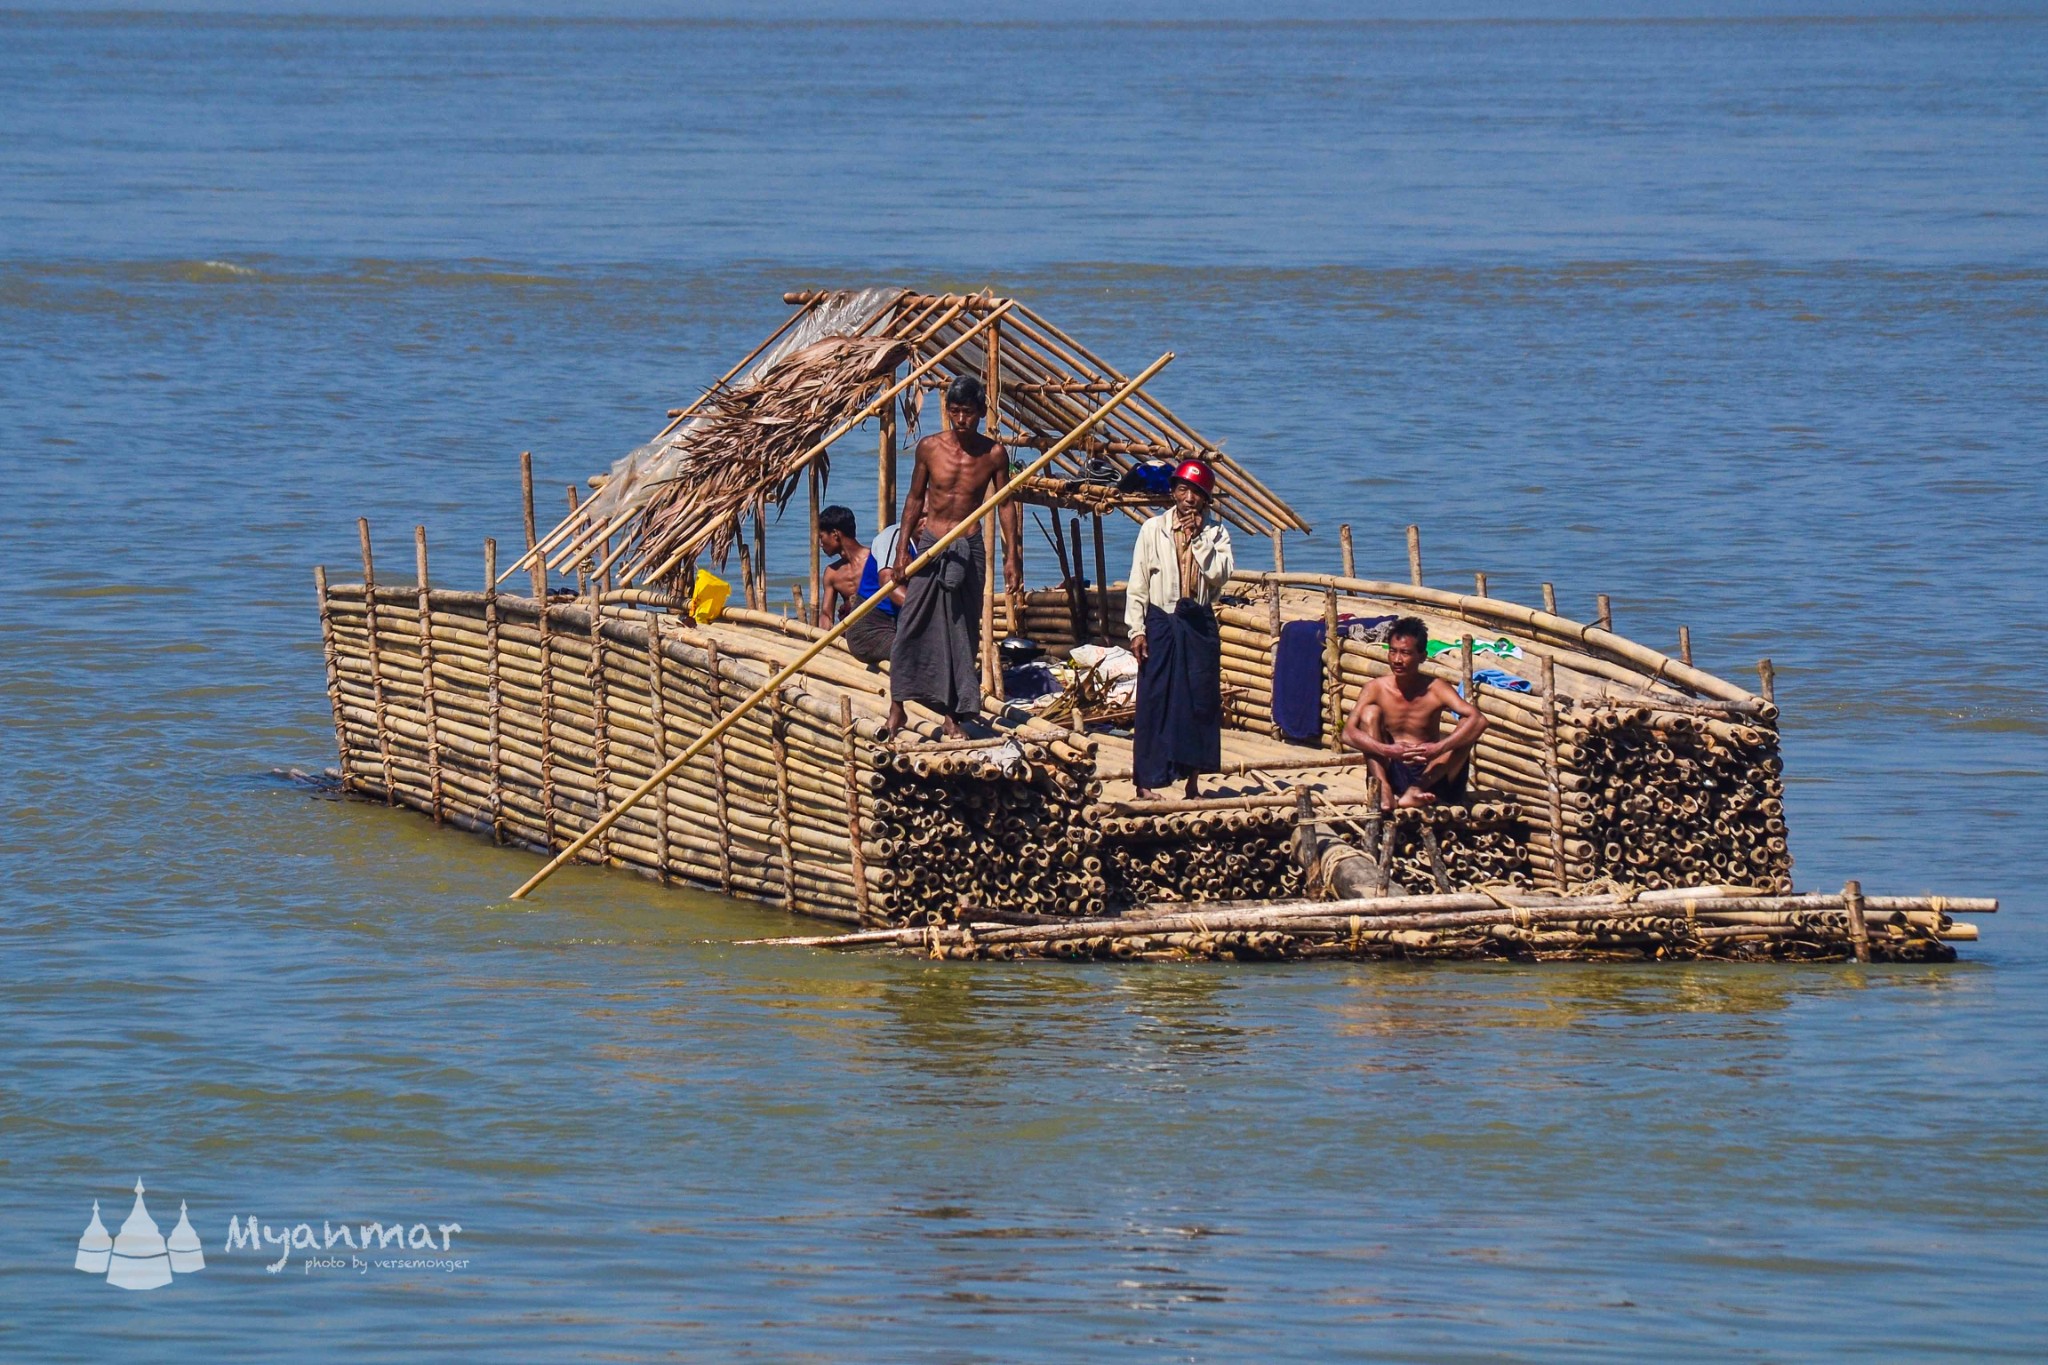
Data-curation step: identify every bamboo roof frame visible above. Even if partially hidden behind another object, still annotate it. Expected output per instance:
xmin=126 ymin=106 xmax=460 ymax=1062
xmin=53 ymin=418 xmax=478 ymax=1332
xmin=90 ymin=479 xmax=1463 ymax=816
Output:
xmin=515 ymin=289 xmax=1309 ymax=592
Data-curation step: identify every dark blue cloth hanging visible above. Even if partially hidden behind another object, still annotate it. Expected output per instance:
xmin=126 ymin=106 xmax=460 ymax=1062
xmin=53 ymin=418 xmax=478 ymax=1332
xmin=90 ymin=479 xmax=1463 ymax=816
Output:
xmin=1271 ymin=618 xmax=1326 ymax=743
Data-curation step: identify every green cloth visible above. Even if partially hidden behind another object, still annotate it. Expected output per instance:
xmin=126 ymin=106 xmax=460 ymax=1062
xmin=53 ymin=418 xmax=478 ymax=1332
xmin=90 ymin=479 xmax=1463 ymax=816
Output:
xmin=1426 ymin=636 xmax=1523 ymax=660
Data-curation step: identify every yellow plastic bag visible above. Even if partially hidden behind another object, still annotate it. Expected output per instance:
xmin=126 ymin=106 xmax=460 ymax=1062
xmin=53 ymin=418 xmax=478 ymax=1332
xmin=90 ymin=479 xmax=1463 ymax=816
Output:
xmin=688 ymin=567 xmax=731 ymax=624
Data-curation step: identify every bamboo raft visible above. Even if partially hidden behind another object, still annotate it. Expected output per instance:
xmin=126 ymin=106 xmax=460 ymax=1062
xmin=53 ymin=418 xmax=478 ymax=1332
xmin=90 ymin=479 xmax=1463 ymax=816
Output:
xmin=314 ymin=288 xmax=1994 ymax=962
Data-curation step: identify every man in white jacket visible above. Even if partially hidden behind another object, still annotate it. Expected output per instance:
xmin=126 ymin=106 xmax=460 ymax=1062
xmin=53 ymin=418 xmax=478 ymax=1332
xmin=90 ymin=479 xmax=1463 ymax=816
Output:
xmin=1125 ymin=459 xmax=1235 ymax=798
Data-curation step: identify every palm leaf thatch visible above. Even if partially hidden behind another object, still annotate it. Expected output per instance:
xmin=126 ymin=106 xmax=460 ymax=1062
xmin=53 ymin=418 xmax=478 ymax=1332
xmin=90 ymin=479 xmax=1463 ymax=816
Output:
xmin=632 ymin=333 xmax=909 ymax=592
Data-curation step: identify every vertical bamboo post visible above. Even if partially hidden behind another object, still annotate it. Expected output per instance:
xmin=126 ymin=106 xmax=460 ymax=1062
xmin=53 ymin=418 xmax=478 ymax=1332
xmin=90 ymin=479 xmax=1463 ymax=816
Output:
xmin=1092 ymin=514 xmax=1110 ymax=646
xmin=807 ymin=463 xmax=822 ymax=625
xmin=1474 ymin=571 xmax=1488 ymax=597
xmin=484 ymin=538 xmax=504 ymax=845
xmin=1844 ymin=878 xmax=1870 ymax=963
xmin=1339 ymin=523 xmax=1354 ymax=580
xmin=1068 ymin=518 xmax=1089 ymax=640
xmin=1271 ymin=528 xmax=1285 ymax=573
xmin=1679 ymin=625 xmax=1693 ymax=667
xmin=538 ymin=578 xmax=557 ymax=848
xmin=647 ymin=613 xmax=670 ymax=883
xmin=567 ymin=486 xmax=589 ymax=597
xmin=1323 ymin=587 xmax=1342 ymax=750
xmin=878 ymin=378 xmax=898 ymax=534
xmin=1420 ymin=821 xmax=1452 ymax=892
xmin=357 ymin=518 xmax=396 ymax=804
xmin=1541 ymin=581 xmax=1557 ymax=615
xmin=1267 ymin=586 xmax=1284 ymax=739
xmin=1758 ymin=658 xmax=1775 ymax=702
xmin=790 ymin=584 xmax=803 ymax=621
xmin=520 ymin=451 xmax=544 ymax=602
xmin=414 ymin=526 xmax=443 ymax=826
xmin=1406 ymin=525 xmax=1422 ymax=587
xmin=840 ymin=695 xmax=872 ymax=923
xmin=738 ymin=529 xmax=758 ymax=612
xmin=773 ymin=688 xmax=796 ymax=908
xmin=753 ymin=505 xmax=767 ymax=612
xmin=1460 ymin=634 xmax=1477 ymax=786
xmin=585 ymin=580 xmax=611 ymax=865
xmin=313 ymin=566 xmax=352 ymax=793
xmin=1541 ymin=654 xmax=1568 ymax=890
xmin=982 ymin=513 xmax=1000 ymax=701
xmin=1595 ymin=594 xmax=1612 ymax=631
xmin=707 ymin=641 xmax=732 ymax=894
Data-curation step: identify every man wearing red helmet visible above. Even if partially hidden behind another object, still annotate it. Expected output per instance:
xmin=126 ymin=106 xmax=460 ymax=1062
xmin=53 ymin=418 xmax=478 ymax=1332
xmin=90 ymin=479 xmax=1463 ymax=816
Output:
xmin=1125 ymin=458 xmax=1235 ymax=798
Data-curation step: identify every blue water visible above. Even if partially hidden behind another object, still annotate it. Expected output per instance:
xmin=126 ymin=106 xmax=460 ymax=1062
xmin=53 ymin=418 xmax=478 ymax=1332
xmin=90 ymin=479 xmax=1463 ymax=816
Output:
xmin=3 ymin=11 xmax=2045 ymax=1358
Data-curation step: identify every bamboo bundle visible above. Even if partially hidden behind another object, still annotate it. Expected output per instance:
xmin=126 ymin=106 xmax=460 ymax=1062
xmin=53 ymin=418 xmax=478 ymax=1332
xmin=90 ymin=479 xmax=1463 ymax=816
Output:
xmin=755 ymin=884 xmax=1993 ymax=964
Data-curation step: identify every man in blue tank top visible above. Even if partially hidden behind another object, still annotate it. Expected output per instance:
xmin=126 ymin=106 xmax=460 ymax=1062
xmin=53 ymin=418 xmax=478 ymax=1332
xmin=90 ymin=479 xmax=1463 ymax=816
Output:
xmin=817 ymin=504 xmax=901 ymax=667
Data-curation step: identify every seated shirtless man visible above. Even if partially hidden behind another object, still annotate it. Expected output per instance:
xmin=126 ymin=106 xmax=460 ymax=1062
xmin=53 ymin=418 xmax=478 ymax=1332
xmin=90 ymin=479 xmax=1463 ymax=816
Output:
xmin=1341 ymin=616 xmax=1488 ymax=809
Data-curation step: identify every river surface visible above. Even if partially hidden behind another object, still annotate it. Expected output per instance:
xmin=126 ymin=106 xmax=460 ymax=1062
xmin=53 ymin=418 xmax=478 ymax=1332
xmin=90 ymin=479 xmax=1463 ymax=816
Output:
xmin=3 ymin=10 xmax=2046 ymax=1359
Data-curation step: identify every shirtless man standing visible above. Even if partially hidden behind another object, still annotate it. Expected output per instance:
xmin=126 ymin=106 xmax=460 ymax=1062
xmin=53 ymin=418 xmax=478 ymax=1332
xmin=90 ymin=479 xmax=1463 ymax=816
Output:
xmin=1341 ymin=616 xmax=1488 ymax=809
xmin=886 ymin=374 xmax=1023 ymax=738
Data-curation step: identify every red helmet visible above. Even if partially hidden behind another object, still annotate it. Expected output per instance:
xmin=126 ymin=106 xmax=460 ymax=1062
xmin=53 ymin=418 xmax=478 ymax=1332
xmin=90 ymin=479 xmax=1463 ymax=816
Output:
xmin=1171 ymin=458 xmax=1216 ymax=496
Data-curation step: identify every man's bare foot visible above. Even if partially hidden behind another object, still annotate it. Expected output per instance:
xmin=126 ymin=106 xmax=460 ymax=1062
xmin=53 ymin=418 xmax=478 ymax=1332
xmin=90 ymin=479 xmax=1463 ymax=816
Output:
xmin=1135 ymin=786 xmax=1165 ymax=800
xmin=1182 ymin=776 xmax=1200 ymax=799
xmin=1397 ymin=789 xmax=1436 ymax=808
xmin=941 ymin=717 xmax=970 ymax=740
xmin=886 ymin=702 xmax=907 ymax=738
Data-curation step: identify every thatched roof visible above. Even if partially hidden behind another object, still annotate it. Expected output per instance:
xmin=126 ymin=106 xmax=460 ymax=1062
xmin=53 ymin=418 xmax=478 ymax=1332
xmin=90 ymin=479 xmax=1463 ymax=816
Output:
xmin=517 ymin=288 xmax=1308 ymax=591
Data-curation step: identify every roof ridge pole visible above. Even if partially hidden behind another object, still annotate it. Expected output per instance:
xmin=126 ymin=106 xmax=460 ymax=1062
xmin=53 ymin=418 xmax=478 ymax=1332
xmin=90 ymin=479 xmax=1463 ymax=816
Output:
xmin=508 ymin=348 xmax=1176 ymax=901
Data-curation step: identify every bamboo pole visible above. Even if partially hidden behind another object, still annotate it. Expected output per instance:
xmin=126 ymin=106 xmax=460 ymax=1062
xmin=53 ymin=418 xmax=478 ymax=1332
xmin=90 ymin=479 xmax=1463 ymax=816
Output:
xmin=1323 ymin=588 xmax=1342 ymax=749
xmin=520 ymin=453 xmax=545 ymax=602
xmin=483 ymin=540 xmax=504 ymax=844
xmin=586 ymin=580 xmax=612 ymax=864
xmin=1045 ymin=516 xmax=1076 ymax=639
xmin=538 ymin=590 xmax=557 ymax=846
xmin=509 ymin=350 xmax=1175 ymax=899
xmin=1271 ymin=529 xmax=1285 ymax=573
xmin=1405 ymin=525 xmax=1424 ymax=586
xmin=1541 ymin=581 xmax=1556 ymax=615
xmin=707 ymin=641 xmax=733 ymax=893
xmin=1092 ymin=515 xmax=1110 ymax=645
xmin=1845 ymin=877 xmax=1870 ymax=963
xmin=878 ymin=372 xmax=898 ymax=535
xmin=841 ymin=695 xmax=872 ymax=923
xmin=751 ymin=505 xmax=766 ymax=613
xmin=1679 ymin=625 xmax=1692 ymax=667
xmin=1758 ymin=658 xmax=1776 ymax=702
xmin=1339 ymin=524 xmax=1354 ymax=580
xmin=775 ymin=689 xmax=796 ymax=908
xmin=314 ymin=566 xmax=353 ymax=793
xmin=415 ymin=527 xmax=445 ymax=826
xmin=1596 ymin=593 xmax=1612 ymax=632
xmin=357 ymin=519 xmax=397 ymax=803
xmin=1474 ymin=571 xmax=1488 ymax=597
xmin=808 ymin=463 xmax=822 ymax=627
xmin=982 ymin=506 xmax=1000 ymax=701
xmin=1541 ymin=654 xmax=1568 ymax=890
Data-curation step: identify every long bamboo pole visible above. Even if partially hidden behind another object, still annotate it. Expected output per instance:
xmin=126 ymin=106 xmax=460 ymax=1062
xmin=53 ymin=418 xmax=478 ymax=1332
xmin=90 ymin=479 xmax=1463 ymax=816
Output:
xmin=509 ymin=349 xmax=1174 ymax=900
xmin=634 ymin=302 xmax=1016 ymax=589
